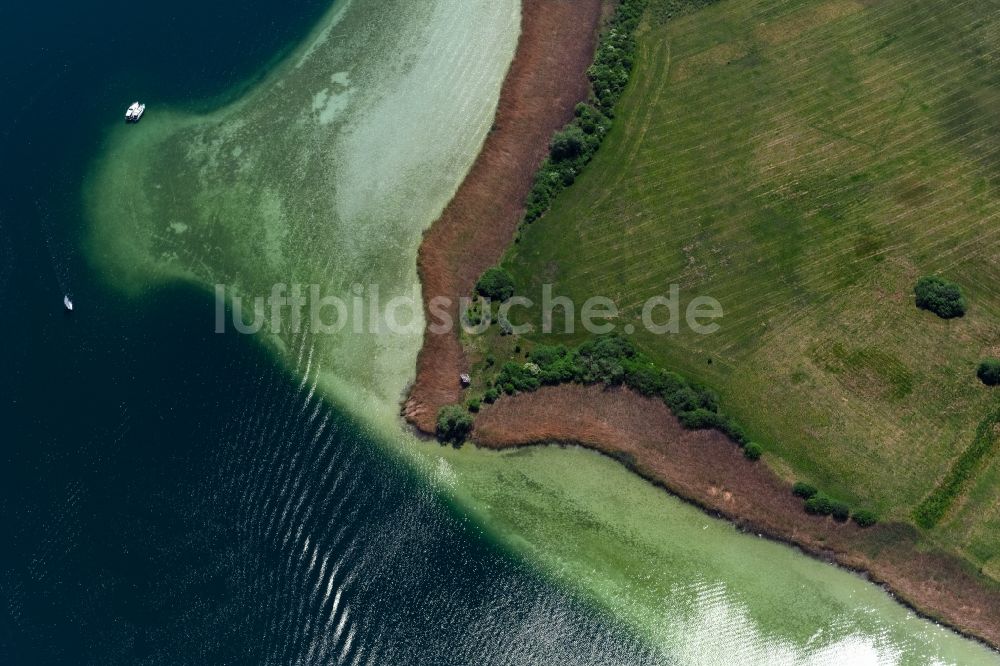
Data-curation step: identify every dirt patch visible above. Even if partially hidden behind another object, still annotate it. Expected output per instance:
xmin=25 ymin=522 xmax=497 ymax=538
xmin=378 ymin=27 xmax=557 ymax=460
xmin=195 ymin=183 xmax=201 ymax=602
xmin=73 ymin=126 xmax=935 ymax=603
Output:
xmin=403 ymin=0 xmax=604 ymax=432
xmin=476 ymin=384 xmax=1000 ymax=650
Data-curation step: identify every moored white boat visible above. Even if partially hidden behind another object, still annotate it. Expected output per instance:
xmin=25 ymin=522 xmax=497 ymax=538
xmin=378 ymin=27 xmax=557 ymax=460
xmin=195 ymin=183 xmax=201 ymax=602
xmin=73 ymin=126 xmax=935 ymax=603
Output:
xmin=63 ymin=294 xmax=73 ymax=311
xmin=125 ymin=101 xmax=146 ymax=123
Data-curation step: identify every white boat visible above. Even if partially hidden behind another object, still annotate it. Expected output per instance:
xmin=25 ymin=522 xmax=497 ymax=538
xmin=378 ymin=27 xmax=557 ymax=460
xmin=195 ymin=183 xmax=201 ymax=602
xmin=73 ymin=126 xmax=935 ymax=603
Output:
xmin=125 ymin=101 xmax=146 ymax=123
xmin=63 ymin=295 xmax=73 ymax=311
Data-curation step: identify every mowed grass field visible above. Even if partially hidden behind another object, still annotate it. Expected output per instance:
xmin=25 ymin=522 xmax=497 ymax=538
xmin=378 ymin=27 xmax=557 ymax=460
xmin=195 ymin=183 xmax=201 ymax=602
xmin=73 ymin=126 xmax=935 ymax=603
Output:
xmin=504 ymin=0 xmax=1000 ymax=568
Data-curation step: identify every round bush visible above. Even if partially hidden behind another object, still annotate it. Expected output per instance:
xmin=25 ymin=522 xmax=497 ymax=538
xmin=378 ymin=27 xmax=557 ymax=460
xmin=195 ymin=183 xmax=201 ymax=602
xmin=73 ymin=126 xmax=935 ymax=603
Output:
xmin=977 ymin=358 xmax=1000 ymax=386
xmin=852 ymin=510 xmax=878 ymax=528
xmin=804 ymin=495 xmax=834 ymax=516
xmin=914 ymin=276 xmax=966 ymax=319
xmin=830 ymin=501 xmax=851 ymax=522
xmin=744 ymin=442 xmax=763 ymax=461
xmin=475 ymin=267 xmax=516 ymax=302
xmin=436 ymin=405 xmax=473 ymax=444
xmin=793 ymin=482 xmax=818 ymax=499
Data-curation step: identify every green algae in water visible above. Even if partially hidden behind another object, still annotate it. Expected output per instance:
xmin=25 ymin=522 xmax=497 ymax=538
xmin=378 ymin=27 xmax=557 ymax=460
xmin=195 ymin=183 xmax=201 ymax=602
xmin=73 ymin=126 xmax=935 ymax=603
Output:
xmin=87 ymin=0 xmax=521 ymax=414
xmin=86 ymin=0 xmax=1000 ymax=662
xmin=430 ymin=444 xmax=1000 ymax=665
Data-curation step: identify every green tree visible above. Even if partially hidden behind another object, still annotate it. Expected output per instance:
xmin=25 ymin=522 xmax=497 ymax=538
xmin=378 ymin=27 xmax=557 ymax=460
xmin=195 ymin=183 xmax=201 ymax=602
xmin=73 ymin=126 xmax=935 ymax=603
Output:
xmin=475 ymin=267 xmax=516 ymax=302
xmin=436 ymin=405 xmax=473 ymax=444
xmin=744 ymin=442 xmax=763 ymax=461
xmin=977 ymin=358 xmax=1000 ymax=386
xmin=550 ymin=126 xmax=586 ymax=161
xmin=913 ymin=276 xmax=966 ymax=319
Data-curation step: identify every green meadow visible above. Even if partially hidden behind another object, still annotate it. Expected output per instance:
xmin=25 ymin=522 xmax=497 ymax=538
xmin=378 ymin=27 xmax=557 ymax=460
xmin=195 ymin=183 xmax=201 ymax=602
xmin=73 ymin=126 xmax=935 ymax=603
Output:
xmin=503 ymin=0 xmax=1000 ymax=570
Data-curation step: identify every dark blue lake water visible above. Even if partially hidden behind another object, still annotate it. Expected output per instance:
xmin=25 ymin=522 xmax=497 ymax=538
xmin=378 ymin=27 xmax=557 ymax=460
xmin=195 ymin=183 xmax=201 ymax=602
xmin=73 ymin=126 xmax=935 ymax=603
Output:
xmin=0 ymin=2 xmax=659 ymax=663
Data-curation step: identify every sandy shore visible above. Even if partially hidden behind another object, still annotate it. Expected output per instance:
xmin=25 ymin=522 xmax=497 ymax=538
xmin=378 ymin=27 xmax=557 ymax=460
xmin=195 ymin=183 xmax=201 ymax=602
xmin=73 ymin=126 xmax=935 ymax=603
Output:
xmin=403 ymin=0 xmax=1000 ymax=651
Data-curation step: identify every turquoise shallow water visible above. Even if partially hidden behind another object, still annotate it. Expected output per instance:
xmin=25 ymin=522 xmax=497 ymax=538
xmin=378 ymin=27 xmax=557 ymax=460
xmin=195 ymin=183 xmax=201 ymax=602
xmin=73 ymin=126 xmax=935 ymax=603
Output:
xmin=2 ymin=1 xmax=661 ymax=662
xmin=4 ymin=0 xmax=999 ymax=663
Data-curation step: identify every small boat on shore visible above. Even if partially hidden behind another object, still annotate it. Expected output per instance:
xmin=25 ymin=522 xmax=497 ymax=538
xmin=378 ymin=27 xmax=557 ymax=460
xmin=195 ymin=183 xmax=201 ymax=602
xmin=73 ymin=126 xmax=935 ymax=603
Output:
xmin=63 ymin=295 xmax=73 ymax=311
xmin=125 ymin=101 xmax=145 ymax=123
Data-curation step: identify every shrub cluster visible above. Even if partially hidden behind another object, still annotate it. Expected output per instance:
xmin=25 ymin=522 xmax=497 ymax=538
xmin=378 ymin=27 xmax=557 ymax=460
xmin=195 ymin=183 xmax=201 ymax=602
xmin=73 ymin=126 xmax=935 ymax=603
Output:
xmin=495 ymin=361 xmax=541 ymax=395
xmin=491 ymin=335 xmax=753 ymax=452
xmin=803 ymin=494 xmax=832 ymax=516
xmin=521 ymin=0 xmax=646 ymax=226
xmin=977 ymin=358 xmax=1000 ymax=387
xmin=803 ymin=494 xmax=850 ymax=522
xmin=793 ymin=481 xmax=877 ymax=526
xmin=523 ymin=106 xmax=611 ymax=225
xmin=588 ymin=0 xmax=646 ymax=113
xmin=436 ymin=405 xmax=473 ymax=444
xmin=913 ymin=275 xmax=967 ymax=319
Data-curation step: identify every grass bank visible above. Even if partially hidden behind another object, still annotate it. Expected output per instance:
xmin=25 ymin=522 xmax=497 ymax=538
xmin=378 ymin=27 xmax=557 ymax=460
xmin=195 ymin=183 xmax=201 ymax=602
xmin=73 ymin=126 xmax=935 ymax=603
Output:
xmin=458 ymin=0 xmax=1000 ymax=648
xmin=499 ymin=0 xmax=999 ymax=567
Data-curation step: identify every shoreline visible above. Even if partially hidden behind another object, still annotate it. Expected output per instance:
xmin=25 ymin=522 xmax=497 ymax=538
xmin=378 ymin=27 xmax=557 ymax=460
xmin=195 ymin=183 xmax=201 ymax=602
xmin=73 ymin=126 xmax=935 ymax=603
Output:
xmin=474 ymin=384 xmax=1000 ymax=651
xmin=403 ymin=0 xmax=605 ymax=432
xmin=403 ymin=0 xmax=1000 ymax=653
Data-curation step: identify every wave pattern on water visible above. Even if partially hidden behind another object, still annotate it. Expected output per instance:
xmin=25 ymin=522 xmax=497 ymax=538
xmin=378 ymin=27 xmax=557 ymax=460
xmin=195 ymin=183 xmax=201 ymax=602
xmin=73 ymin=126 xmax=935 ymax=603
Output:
xmin=190 ymin=370 xmax=665 ymax=665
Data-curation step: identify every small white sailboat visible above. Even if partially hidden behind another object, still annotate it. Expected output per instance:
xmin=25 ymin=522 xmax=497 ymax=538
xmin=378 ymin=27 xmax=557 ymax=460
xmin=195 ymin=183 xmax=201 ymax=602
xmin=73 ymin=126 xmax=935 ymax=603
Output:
xmin=125 ymin=101 xmax=146 ymax=123
xmin=63 ymin=295 xmax=74 ymax=311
